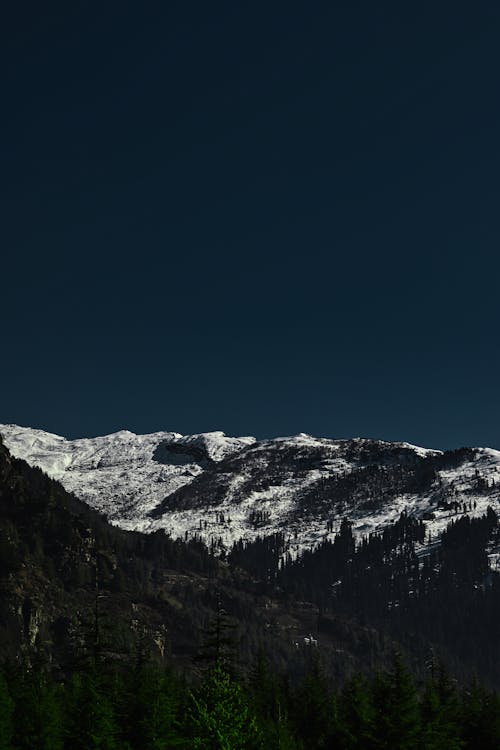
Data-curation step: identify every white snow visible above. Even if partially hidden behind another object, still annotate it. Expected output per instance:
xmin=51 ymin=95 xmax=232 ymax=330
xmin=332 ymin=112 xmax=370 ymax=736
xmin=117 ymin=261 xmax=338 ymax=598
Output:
xmin=0 ymin=424 xmax=254 ymax=521
xmin=1 ymin=423 xmax=499 ymax=560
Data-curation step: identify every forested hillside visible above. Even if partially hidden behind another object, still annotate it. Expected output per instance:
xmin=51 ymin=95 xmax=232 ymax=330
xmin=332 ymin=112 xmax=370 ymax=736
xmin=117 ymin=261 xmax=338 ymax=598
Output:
xmin=0 ymin=436 xmax=396 ymax=680
xmin=3 ymin=435 xmax=500 ymax=747
xmin=2 ymin=652 xmax=500 ymax=749
xmin=229 ymin=508 xmax=500 ymax=686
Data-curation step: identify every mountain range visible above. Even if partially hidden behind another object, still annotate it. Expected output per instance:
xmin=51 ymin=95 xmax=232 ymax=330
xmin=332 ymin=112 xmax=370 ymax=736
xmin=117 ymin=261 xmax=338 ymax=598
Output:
xmin=2 ymin=423 xmax=500 ymax=687
xmin=1 ymin=424 xmax=499 ymax=560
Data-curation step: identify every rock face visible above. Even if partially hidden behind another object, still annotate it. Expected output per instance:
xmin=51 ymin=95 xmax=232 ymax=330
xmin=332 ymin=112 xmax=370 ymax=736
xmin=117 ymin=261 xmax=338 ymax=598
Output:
xmin=1 ymin=423 xmax=500 ymax=554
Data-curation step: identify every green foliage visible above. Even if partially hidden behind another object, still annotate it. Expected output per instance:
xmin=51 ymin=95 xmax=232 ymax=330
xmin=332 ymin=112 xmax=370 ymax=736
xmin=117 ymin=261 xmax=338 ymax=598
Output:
xmin=249 ymin=651 xmax=298 ymax=749
xmin=3 ymin=438 xmax=500 ymax=747
xmin=291 ymin=660 xmax=336 ymax=748
xmin=420 ymin=662 xmax=462 ymax=750
xmin=0 ymin=672 xmax=14 ymax=750
xmin=188 ymin=664 xmax=263 ymax=750
xmin=372 ymin=654 xmax=420 ymax=750
xmin=461 ymin=679 xmax=500 ymax=750
xmin=337 ymin=673 xmax=376 ymax=750
xmin=119 ymin=662 xmax=182 ymax=750
xmin=65 ymin=670 xmax=119 ymax=750
xmin=1 ymin=654 xmax=500 ymax=750
xmin=10 ymin=666 xmax=63 ymax=750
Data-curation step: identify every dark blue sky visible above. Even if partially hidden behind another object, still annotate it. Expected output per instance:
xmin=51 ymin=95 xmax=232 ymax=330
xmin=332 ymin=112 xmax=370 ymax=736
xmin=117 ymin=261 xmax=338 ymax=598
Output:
xmin=2 ymin=2 xmax=500 ymax=448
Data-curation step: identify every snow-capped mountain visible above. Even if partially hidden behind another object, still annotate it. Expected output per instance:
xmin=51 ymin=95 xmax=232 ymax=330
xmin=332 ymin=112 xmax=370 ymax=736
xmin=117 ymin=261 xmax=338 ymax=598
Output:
xmin=1 ymin=424 xmax=500 ymax=556
xmin=0 ymin=424 xmax=255 ymax=525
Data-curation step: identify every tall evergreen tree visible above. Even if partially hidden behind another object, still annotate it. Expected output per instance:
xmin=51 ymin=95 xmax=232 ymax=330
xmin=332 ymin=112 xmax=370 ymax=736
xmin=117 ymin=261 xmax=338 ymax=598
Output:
xmin=420 ymin=660 xmax=462 ymax=750
xmin=11 ymin=666 xmax=63 ymax=750
xmin=64 ymin=669 xmax=119 ymax=750
xmin=249 ymin=652 xmax=297 ymax=750
xmin=291 ymin=660 xmax=336 ymax=749
xmin=196 ymin=590 xmax=238 ymax=673
xmin=188 ymin=664 xmax=263 ymax=750
xmin=372 ymin=655 xmax=420 ymax=750
xmin=461 ymin=680 xmax=500 ymax=750
xmin=337 ymin=673 xmax=376 ymax=750
xmin=119 ymin=662 xmax=182 ymax=750
xmin=0 ymin=672 xmax=14 ymax=750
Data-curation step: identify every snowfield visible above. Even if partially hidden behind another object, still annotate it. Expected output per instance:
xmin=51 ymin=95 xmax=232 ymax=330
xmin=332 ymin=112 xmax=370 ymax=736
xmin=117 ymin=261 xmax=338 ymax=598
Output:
xmin=1 ymin=424 xmax=500 ymax=557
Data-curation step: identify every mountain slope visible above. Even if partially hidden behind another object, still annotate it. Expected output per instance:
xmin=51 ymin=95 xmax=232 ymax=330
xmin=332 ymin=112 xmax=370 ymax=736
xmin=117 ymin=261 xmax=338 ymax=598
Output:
xmin=1 ymin=424 xmax=500 ymax=557
xmin=0 ymin=424 xmax=255 ymax=525
xmin=0 ymin=436 xmax=401 ymax=681
xmin=3 ymin=432 xmax=500 ymax=686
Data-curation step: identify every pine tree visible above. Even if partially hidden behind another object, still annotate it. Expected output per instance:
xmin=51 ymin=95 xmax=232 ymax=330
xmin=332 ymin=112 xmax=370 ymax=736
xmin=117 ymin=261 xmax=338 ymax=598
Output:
xmin=372 ymin=655 xmax=420 ymax=750
xmin=188 ymin=664 xmax=262 ymax=750
xmin=249 ymin=651 xmax=297 ymax=749
xmin=0 ymin=672 xmax=14 ymax=750
xmin=337 ymin=673 xmax=376 ymax=750
xmin=196 ymin=590 xmax=238 ymax=673
xmin=461 ymin=680 xmax=500 ymax=750
xmin=119 ymin=662 xmax=182 ymax=750
xmin=65 ymin=669 xmax=119 ymax=750
xmin=11 ymin=666 xmax=63 ymax=750
xmin=291 ymin=660 xmax=335 ymax=749
xmin=147 ymin=672 xmax=183 ymax=750
xmin=420 ymin=661 xmax=462 ymax=750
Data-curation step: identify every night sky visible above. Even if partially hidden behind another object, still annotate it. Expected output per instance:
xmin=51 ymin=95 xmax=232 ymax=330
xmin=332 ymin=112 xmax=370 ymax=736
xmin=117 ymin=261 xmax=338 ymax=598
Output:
xmin=2 ymin=2 xmax=500 ymax=448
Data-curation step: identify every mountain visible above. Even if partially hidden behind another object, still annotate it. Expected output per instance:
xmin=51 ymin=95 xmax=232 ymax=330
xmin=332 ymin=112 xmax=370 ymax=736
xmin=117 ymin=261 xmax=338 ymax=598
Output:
xmin=2 ymin=425 xmax=500 ymax=688
xmin=0 ymin=434 xmax=397 ymax=682
xmin=1 ymin=424 xmax=500 ymax=559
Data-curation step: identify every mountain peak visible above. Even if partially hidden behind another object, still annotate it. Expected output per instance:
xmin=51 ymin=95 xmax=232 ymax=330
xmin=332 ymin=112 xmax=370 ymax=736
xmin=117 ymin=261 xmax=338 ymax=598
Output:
xmin=1 ymin=423 xmax=499 ymax=556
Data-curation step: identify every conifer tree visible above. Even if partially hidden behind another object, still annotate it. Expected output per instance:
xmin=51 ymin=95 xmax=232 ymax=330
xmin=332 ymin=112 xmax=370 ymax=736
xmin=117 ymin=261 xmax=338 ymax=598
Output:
xmin=196 ymin=590 xmax=238 ymax=673
xmin=65 ymin=669 xmax=119 ymax=750
xmin=337 ymin=673 xmax=376 ymax=750
xmin=461 ymin=680 xmax=500 ymax=750
xmin=0 ymin=672 xmax=14 ymax=750
xmin=372 ymin=655 xmax=420 ymax=750
xmin=188 ymin=664 xmax=262 ymax=750
xmin=420 ymin=660 xmax=462 ymax=750
xmin=291 ymin=660 xmax=336 ymax=749
xmin=249 ymin=651 xmax=297 ymax=749
xmin=119 ymin=662 xmax=182 ymax=750
xmin=11 ymin=666 xmax=63 ymax=750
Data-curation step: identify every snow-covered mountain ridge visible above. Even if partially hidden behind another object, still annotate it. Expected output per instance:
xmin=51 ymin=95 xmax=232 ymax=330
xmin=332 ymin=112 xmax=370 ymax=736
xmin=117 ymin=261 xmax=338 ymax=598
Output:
xmin=2 ymin=424 xmax=500 ymax=556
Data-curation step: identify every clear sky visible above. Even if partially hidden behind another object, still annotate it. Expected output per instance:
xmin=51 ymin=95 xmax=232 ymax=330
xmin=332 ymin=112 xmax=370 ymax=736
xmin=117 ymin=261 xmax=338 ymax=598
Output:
xmin=2 ymin=2 xmax=500 ymax=448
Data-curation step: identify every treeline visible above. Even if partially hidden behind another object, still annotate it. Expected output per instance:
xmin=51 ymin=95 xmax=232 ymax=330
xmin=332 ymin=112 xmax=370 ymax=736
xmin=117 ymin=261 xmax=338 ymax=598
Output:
xmin=229 ymin=509 xmax=500 ymax=686
xmin=295 ymin=446 xmax=494 ymax=519
xmin=0 ymin=436 xmax=401 ymax=684
xmin=0 ymin=437 xmax=225 ymax=669
xmin=0 ymin=442 xmax=217 ymax=585
xmin=1 ymin=651 xmax=500 ymax=749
